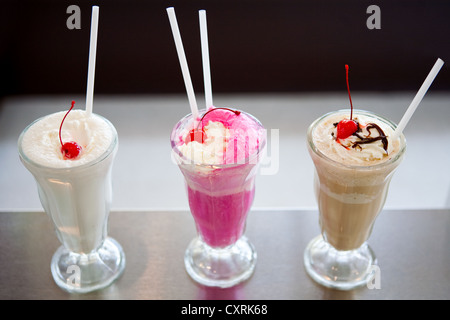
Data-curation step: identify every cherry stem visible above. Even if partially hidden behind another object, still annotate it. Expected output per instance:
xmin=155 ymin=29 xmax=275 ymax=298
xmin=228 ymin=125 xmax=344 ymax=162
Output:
xmin=196 ymin=107 xmax=241 ymax=129
xmin=345 ymin=64 xmax=353 ymax=120
xmin=59 ymin=100 xmax=76 ymax=146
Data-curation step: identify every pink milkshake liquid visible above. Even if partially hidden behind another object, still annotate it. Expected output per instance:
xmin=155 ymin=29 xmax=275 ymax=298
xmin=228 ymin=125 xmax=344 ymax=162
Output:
xmin=187 ymin=186 xmax=254 ymax=248
xmin=171 ymin=108 xmax=265 ymax=288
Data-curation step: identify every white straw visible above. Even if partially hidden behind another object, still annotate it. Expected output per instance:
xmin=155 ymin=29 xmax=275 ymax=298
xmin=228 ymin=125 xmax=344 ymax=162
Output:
xmin=166 ymin=7 xmax=199 ymax=120
xmin=199 ymin=10 xmax=213 ymax=110
xmin=393 ymin=58 xmax=444 ymax=139
xmin=85 ymin=6 xmax=99 ymax=117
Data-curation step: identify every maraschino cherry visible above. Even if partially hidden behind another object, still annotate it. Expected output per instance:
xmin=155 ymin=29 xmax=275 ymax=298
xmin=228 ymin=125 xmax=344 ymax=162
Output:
xmin=185 ymin=128 xmax=207 ymax=144
xmin=184 ymin=107 xmax=241 ymax=144
xmin=336 ymin=65 xmax=358 ymax=140
xmin=59 ymin=101 xmax=82 ymax=159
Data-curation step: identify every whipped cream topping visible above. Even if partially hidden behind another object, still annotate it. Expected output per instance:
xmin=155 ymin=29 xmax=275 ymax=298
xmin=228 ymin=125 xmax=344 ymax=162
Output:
xmin=312 ymin=111 xmax=399 ymax=166
xmin=20 ymin=110 xmax=114 ymax=168
xmin=179 ymin=121 xmax=230 ymax=165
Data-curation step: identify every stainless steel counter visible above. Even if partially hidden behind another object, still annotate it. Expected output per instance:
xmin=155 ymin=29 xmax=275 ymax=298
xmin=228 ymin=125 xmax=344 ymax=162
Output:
xmin=0 ymin=209 xmax=449 ymax=300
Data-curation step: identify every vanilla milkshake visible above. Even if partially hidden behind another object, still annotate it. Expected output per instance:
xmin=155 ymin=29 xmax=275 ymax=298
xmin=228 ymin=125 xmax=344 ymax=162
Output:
xmin=18 ymin=107 xmax=125 ymax=293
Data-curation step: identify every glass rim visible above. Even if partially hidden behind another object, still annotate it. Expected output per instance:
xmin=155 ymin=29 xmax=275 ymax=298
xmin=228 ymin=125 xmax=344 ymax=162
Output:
xmin=170 ymin=109 xmax=267 ymax=169
xmin=18 ymin=112 xmax=118 ymax=172
xmin=307 ymin=109 xmax=407 ymax=170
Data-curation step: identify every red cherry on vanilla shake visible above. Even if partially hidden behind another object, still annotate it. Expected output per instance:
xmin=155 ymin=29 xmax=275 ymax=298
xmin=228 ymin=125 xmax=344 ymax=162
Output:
xmin=59 ymin=100 xmax=82 ymax=160
xmin=61 ymin=141 xmax=82 ymax=159
xmin=336 ymin=65 xmax=358 ymax=140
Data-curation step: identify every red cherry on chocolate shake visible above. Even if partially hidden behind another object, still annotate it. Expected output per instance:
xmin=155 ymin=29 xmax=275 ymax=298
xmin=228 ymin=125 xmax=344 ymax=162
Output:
xmin=336 ymin=119 xmax=358 ymax=139
xmin=185 ymin=128 xmax=207 ymax=144
xmin=59 ymin=100 xmax=82 ymax=160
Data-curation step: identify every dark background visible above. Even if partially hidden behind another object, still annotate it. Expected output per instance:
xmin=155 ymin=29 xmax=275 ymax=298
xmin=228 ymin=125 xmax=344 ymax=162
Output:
xmin=0 ymin=0 xmax=449 ymax=98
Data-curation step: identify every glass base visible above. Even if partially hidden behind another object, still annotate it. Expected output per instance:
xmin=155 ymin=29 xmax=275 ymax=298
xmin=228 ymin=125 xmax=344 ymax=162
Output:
xmin=304 ymin=235 xmax=377 ymax=290
xmin=184 ymin=236 xmax=257 ymax=288
xmin=50 ymin=237 xmax=126 ymax=294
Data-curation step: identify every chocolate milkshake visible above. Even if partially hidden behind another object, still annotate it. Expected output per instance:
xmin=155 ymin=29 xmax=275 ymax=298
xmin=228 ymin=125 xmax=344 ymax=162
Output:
xmin=308 ymin=109 xmax=406 ymax=251
xmin=303 ymin=59 xmax=444 ymax=290
xmin=304 ymin=108 xmax=406 ymax=290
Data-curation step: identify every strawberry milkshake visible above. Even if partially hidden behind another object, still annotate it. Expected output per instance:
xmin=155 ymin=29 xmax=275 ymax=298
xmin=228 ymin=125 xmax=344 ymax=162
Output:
xmin=171 ymin=107 xmax=266 ymax=288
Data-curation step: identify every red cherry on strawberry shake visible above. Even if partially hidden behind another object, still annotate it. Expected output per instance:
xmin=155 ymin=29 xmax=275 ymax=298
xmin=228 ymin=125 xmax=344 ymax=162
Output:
xmin=59 ymin=101 xmax=82 ymax=160
xmin=185 ymin=128 xmax=207 ymax=144
xmin=336 ymin=65 xmax=358 ymax=140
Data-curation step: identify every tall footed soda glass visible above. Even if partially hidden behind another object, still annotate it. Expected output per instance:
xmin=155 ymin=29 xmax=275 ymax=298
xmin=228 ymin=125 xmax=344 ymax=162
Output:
xmin=18 ymin=113 xmax=125 ymax=293
xmin=171 ymin=109 xmax=266 ymax=288
xmin=304 ymin=110 xmax=406 ymax=290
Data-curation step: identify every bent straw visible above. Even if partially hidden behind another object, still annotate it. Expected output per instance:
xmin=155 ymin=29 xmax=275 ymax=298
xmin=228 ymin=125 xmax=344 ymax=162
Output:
xmin=199 ymin=10 xmax=213 ymax=110
xmin=166 ymin=7 xmax=199 ymax=121
xmin=85 ymin=6 xmax=99 ymax=117
xmin=393 ymin=58 xmax=444 ymax=139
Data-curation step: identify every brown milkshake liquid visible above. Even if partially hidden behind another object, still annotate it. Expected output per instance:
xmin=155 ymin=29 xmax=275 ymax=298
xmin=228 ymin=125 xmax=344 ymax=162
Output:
xmin=308 ymin=110 xmax=406 ymax=251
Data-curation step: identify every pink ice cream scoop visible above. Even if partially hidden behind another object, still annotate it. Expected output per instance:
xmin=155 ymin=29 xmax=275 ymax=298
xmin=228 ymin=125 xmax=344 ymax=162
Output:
xmin=198 ymin=107 xmax=262 ymax=164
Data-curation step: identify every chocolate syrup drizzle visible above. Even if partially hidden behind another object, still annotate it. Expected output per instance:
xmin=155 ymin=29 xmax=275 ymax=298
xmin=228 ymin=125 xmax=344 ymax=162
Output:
xmin=333 ymin=121 xmax=389 ymax=153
